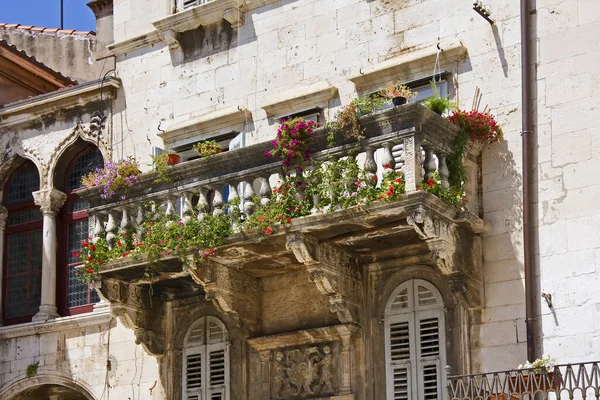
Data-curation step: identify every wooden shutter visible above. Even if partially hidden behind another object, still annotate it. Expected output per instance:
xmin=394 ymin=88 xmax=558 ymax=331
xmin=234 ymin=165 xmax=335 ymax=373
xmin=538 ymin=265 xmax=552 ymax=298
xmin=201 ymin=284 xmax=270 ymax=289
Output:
xmin=182 ymin=0 xmax=197 ymax=10
xmin=208 ymin=347 xmax=226 ymax=399
xmin=386 ymin=280 xmax=446 ymax=400
xmin=186 ymin=352 xmax=203 ymax=400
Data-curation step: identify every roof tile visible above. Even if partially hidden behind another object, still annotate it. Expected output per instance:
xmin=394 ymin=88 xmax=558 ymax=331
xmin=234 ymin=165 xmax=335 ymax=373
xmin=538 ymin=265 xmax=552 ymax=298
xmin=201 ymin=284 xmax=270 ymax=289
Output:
xmin=0 ymin=23 xmax=94 ymax=36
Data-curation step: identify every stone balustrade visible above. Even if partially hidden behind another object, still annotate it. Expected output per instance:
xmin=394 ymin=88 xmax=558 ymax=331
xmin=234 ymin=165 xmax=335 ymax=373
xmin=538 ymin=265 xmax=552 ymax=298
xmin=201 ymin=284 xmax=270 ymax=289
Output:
xmin=78 ymin=104 xmax=469 ymax=247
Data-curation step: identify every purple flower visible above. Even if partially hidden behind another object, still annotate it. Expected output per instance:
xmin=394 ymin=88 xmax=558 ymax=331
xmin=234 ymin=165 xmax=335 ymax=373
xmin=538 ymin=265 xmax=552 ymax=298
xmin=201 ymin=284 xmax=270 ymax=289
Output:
xmin=264 ymin=151 xmax=273 ymax=158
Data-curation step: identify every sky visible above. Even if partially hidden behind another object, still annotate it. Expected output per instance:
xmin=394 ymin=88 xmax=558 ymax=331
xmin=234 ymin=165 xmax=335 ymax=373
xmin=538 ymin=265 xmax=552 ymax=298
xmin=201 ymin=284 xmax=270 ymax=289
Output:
xmin=0 ymin=0 xmax=96 ymax=32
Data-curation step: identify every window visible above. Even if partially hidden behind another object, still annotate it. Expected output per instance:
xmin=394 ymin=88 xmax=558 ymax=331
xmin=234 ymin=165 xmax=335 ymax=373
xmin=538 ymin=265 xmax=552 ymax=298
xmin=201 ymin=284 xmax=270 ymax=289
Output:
xmin=3 ymin=162 xmax=42 ymax=325
xmin=282 ymin=107 xmax=322 ymax=124
xmin=183 ymin=316 xmax=230 ymax=400
xmin=59 ymin=147 xmax=104 ymax=315
xmin=385 ymin=279 xmax=446 ymax=400
xmin=180 ymin=0 xmax=215 ymax=11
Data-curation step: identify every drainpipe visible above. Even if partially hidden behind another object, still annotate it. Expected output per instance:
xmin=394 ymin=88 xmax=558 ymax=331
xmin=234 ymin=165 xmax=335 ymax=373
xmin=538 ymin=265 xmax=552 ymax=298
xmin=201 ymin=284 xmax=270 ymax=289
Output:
xmin=521 ymin=0 xmax=538 ymax=362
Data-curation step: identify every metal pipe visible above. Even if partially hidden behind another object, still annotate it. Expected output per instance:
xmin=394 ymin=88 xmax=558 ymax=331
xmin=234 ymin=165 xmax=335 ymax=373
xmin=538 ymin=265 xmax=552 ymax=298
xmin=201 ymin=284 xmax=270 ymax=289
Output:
xmin=60 ymin=0 xmax=64 ymax=29
xmin=520 ymin=0 xmax=537 ymax=362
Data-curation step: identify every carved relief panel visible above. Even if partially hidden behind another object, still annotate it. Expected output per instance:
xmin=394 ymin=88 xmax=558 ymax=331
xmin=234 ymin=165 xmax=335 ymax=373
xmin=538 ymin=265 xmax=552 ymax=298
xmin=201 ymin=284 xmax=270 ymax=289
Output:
xmin=270 ymin=342 xmax=339 ymax=399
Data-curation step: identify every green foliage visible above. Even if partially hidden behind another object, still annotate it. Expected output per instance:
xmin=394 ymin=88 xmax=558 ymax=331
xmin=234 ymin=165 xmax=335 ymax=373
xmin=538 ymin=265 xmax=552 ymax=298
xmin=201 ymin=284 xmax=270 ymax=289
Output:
xmin=422 ymin=81 xmax=457 ymax=115
xmin=150 ymin=152 xmax=173 ymax=183
xmin=353 ymin=93 xmax=387 ymax=117
xmin=193 ymin=140 xmax=223 ymax=158
xmin=26 ymin=361 xmax=39 ymax=378
xmin=418 ymin=171 xmax=466 ymax=210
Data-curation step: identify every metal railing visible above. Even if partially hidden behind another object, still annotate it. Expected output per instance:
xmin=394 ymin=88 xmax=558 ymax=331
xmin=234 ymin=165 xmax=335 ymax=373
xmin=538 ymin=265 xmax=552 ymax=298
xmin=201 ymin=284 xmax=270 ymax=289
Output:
xmin=447 ymin=362 xmax=600 ymax=400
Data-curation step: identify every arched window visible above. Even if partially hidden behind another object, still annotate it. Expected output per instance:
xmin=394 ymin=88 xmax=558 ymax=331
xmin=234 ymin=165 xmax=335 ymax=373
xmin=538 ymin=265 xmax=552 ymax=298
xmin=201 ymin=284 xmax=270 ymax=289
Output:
xmin=58 ymin=147 xmax=103 ymax=315
xmin=183 ymin=316 xmax=230 ymax=400
xmin=385 ymin=279 xmax=446 ymax=400
xmin=2 ymin=162 xmax=42 ymax=325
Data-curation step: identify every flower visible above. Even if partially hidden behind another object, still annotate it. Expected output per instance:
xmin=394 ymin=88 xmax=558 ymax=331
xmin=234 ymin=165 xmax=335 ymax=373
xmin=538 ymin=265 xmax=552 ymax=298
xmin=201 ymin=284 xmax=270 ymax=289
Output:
xmin=87 ymin=256 xmax=93 ymax=263
xmin=265 ymin=227 xmax=273 ymax=234
xmin=178 ymin=221 xmax=184 ymax=226
xmin=427 ymin=178 xmax=435 ymax=188
xmin=71 ymin=251 xmax=80 ymax=258
xmin=86 ymin=267 xmax=94 ymax=274
xmin=82 ymin=241 xmax=89 ymax=248
xmin=90 ymin=244 xmax=96 ymax=251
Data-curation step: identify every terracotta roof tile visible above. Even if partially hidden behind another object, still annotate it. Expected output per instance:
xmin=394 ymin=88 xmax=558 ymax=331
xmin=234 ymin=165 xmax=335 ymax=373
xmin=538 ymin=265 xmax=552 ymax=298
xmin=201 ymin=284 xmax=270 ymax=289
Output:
xmin=0 ymin=23 xmax=95 ymax=36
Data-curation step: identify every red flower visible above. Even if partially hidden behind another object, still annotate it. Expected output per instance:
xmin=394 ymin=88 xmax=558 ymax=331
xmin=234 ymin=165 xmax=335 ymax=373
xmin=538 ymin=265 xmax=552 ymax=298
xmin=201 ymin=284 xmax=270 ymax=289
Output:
xmin=82 ymin=241 xmax=89 ymax=248
xmin=265 ymin=227 xmax=273 ymax=235
xmin=71 ymin=251 xmax=80 ymax=258
xmin=178 ymin=221 xmax=184 ymax=226
xmin=124 ymin=233 xmax=129 ymax=237
xmin=123 ymin=252 xmax=128 ymax=258
xmin=148 ymin=222 xmax=153 ymax=226
xmin=209 ymin=249 xmax=215 ymax=255
xmin=86 ymin=267 xmax=94 ymax=274
xmin=372 ymin=176 xmax=377 ymax=181
xmin=395 ymin=178 xmax=403 ymax=183
xmin=427 ymin=178 xmax=435 ymax=188
xmin=87 ymin=256 xmax=93 ymax=262
xmin=90 ymin=244 xmax=96 ymax=251
xmin=417 ymin=187 xmax=423 ymax=191
xmin=257 ymin=216 xmax=265 ymax=222
xmin=167 ymin=251 xmax=172 ymax=256
xmin=384 ymin=163 xmax=392 ymax=169
xmin=286 ymin=217 xmax=292 ymax=223
xmin=117 ymin=241 xmax=122 ymax=247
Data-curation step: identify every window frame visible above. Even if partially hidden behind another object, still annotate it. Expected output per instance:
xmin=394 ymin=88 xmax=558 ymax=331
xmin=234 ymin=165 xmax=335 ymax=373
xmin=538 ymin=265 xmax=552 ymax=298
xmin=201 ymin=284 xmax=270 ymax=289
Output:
xmin=2 ymin=162 xmax=42 ymax=325
xmin=384 ymin=279 xmax=447 ymax=400
xmin=57 ymin=146 xmax=104 ymax=316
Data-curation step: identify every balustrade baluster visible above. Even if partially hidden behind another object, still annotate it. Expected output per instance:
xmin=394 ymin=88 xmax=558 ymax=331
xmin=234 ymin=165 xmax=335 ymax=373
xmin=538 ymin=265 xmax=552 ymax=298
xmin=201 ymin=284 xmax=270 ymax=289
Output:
xmin=92 ymin=212 xmax=105 ymax=244
xmin=227 ymin=181 xmax=240 ymax=219
xmin=437 ymin=153 xmax=450 ymax=189
xmin=402 ymin=136 xmax=418 ymax=191
xmin=135 ymin=203 xmax=145 ymax=239
xmin=243 ymin=178 xmax=256 ymax=217
xmin=182 ymin=192 xmax=194 ymax=223
xmin=105 ymin=211 xmax=117 ymax=249
xmin=119 ymin=206 xmax=132 ymax=234
xmin=364 ymin=146 xmax=377 ymax=186
xmin=196 ymin=188 xmax=209 ymax=221
xmin=164 ymin=196 xmax=176 ymax=221
xmin=259 ymin=175 xmax=272 ymax=206
xmin=381 ymin=142 xmax=396 ymax=173
xmin=212 ymin=185 xmax=225 ymax=216
xmin=423 ymin=146 xmax=436 ymax=181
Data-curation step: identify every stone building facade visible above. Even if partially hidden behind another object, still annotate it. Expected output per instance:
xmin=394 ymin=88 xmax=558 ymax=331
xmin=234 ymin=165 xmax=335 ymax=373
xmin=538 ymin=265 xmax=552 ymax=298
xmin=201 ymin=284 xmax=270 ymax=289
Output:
xmin=0 ymin=0 xmax=599 ymax=399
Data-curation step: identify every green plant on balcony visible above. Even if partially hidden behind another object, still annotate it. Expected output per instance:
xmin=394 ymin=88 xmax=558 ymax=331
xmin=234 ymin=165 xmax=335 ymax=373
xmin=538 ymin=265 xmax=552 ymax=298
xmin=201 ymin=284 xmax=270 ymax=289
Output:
xmin=379 ymin=81 xmax=417 ymax=106
xmin=265 ymin=117 xmax=318 ymax=169
xmin=151 ymin=150 xmax=180 ymax=183
xmin=423 ymin=81 xmax=457 ymax=115
xmin=518 ymin=354 xmax=556 ymax=374
xmin=353 ymin=93 xmax=387 ymax=117
xmin=193 ymin=140 xmax=223 ymax=158
xmin=81 ymin=156 xmax=141 ymax=200
xmin=418 ymin=171 xmax=466 ymax=210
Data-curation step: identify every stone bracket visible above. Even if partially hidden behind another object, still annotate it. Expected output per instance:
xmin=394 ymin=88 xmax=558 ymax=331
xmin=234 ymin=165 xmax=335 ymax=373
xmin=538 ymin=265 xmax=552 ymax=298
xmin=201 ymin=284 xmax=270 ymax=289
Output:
xmin=406 ymin=205 xmax=484 ymax=308
xmin=187 ymin=256 xmax=260 ymax=334
xmin=98 ymin=278 xmax=166 ymax=356
xmin=158 ymin=29 xmax=180 ymax=49
xmin=286 ymin=234 xmax=362 ymax=325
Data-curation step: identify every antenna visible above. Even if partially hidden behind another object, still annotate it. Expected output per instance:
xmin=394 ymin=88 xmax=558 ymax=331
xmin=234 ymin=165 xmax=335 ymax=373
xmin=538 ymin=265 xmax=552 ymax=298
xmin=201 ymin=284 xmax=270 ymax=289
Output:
xmin=60 ymin=0 xmax=64 ymax=29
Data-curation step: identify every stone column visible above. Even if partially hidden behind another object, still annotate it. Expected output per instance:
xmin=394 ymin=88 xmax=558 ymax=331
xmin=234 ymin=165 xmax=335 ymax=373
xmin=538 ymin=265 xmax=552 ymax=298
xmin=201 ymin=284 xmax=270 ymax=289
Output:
xmin=32 ymin=188 xmax=67 ymax=322
xmin=0 ymin=205 xmax=8 ymax=326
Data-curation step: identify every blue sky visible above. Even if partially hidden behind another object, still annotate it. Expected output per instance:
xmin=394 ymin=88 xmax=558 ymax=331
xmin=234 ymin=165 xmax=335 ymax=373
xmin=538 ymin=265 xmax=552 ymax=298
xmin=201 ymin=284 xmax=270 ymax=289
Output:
xmin=0 ymin=0 xmax=96 ymax=32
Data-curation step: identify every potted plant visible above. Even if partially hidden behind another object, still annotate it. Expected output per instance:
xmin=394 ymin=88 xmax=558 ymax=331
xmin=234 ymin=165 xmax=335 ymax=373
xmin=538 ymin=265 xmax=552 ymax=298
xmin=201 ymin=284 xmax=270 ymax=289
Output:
xmin=193 ymin=140 xmax=223 ymax=158
xmin=423 ymin=81 xmax=457 ymax=115
xmin=489 ymin=355 xmax=560 ymax=400
xmin=81 ymin=156 xmax=141 ymax=200
xmin=151 ymin=152 xmax=177 ymax=183
xmin=379 ymin=81 xmax=417 ymax=106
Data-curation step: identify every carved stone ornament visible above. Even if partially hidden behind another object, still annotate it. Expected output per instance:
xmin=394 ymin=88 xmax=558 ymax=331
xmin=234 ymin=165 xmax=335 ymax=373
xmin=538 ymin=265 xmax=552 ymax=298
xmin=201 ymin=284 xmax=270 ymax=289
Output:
xmin=271 ymin=343 xmax=338 ymax=399
xmin=286 ymin=234 xmax=362 ymax=325
xmin=32 ymin=188 xmax=67 ymax=215
xmin=0 ymin=205 xmax=8 ymax=230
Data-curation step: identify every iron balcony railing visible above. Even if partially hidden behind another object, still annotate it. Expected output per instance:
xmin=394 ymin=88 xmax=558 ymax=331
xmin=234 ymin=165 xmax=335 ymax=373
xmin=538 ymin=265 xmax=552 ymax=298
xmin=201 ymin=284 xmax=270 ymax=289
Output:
xmin=447 ymin=361 xmax=600 ymax=400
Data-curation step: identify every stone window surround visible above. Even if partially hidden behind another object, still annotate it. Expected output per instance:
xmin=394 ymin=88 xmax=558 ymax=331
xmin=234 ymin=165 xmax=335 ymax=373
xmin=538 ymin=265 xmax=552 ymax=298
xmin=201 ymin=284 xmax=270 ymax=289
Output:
xmin=261 ymin=81 xmax=339 ymax=121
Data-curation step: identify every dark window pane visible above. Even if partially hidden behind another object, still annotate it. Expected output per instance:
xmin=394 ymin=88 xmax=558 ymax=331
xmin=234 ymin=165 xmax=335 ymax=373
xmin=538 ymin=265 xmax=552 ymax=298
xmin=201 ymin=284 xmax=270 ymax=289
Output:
xmin=67 ymin=267 xmax=89 ymax=308
xmin=5 ymin=163 xmax=39 ymax=205
xmin=69 ymin=198 xmax=90 ymax=213
xmin=68 ymin=220 xmax=89 ymax=264
xmin=67 ymin=149 xmax=104 ymax=192
xmin=7 ymin=209 xmax=43 ymax=227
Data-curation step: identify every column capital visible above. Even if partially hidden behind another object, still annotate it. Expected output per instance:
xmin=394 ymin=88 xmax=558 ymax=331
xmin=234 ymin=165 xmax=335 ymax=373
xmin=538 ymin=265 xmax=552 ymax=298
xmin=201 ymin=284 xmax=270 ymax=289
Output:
xmin=33 ymin=188 xmax=67 ymax=215
xmin=0 ymin=205 xmax=7 ymax=230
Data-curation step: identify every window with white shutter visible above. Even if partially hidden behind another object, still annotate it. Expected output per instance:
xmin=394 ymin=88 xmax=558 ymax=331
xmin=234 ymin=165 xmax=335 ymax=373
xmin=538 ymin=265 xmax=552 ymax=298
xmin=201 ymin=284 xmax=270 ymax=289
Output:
xmin=183 ymin=316 xmax=230 ymax=400
xmin=179 ymin=0 xmax=216 ymax=11
xmin=385 ymin=279 xmax=446 ymax=400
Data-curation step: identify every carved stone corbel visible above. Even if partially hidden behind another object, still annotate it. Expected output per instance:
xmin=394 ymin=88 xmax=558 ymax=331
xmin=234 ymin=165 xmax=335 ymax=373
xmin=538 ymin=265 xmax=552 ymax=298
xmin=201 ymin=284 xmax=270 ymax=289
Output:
xmin=187 ymin=256 xmax=259 ymax=334
xmin=223 ymin=8 xmax=243 ymax=28
xmin=99 ymin=277 xmax=167 ymax=356
xmin=406 ymin=205 xmax=483 ymax=308
xmin=159 ymin=29 xmax=180 ymax=49
xmin=286 ymin=234 xmax=362 ymax=325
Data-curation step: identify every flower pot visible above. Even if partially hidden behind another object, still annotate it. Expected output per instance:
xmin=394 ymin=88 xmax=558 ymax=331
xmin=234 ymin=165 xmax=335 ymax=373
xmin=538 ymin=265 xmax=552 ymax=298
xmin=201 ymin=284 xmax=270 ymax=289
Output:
xmin=166 ymin=154 xmax=181 ymax=165
xmin=392 ymin=96 xmax=407 ymax=106
xmin=488 ymin=372 xmax=561 ymax=400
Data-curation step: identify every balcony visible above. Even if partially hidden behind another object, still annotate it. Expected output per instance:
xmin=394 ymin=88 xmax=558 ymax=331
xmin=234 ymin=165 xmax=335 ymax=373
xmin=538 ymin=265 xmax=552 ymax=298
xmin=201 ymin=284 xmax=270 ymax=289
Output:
xmin=77 ymin=104 xmax=486 ymax=354
xmin=447 ymin=362 xmax=600 ymax=399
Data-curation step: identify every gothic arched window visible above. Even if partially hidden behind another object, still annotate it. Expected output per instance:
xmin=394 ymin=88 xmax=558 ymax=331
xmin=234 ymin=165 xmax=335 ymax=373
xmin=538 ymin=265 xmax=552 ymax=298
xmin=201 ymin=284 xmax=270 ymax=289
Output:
xmin=58 ymin=147 xmax=103 ymax=315
xmin=385 ymin=279 xmax=447 ymax=400
xmin=2 ymin=162 xmax=42 ymax=325
xmin=183 ymin=316 xmax=230 ymax=400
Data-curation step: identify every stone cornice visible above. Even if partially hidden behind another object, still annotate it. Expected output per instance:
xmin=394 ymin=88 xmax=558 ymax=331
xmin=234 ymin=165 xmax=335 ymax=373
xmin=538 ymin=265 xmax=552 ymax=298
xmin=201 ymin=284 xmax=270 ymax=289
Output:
xmin=159 ymin=105 xmax=250 ymax=144
xmin=247 ymin=324 xmax=358 ymax=352
xmin=87 ymin=0 xmax=114 ymax=18
xmin=262 ymin=81 xmax=338 ymax=117
xmin=0 ymin=309 xmax=112 ymax=339
xmin=349 ymin=38 xmax=467 ymax=91
xmin=0 ymin=77 xmax=121 ymax=126
xmin=107 ymin=31 xmax=162 ymax=57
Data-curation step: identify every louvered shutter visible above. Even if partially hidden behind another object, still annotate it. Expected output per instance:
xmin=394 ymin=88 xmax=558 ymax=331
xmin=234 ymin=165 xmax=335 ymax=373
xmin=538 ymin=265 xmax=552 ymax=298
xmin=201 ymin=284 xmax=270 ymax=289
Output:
xmin=182 ymin=0 xmax=198 ymax=9
xmin=386 ymin=280 xmax=446 ymax=400
xmin=208 ymin=347 xmax=226 ymax=399
xmin=186 ymin=352 xmax=203 ymax=400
